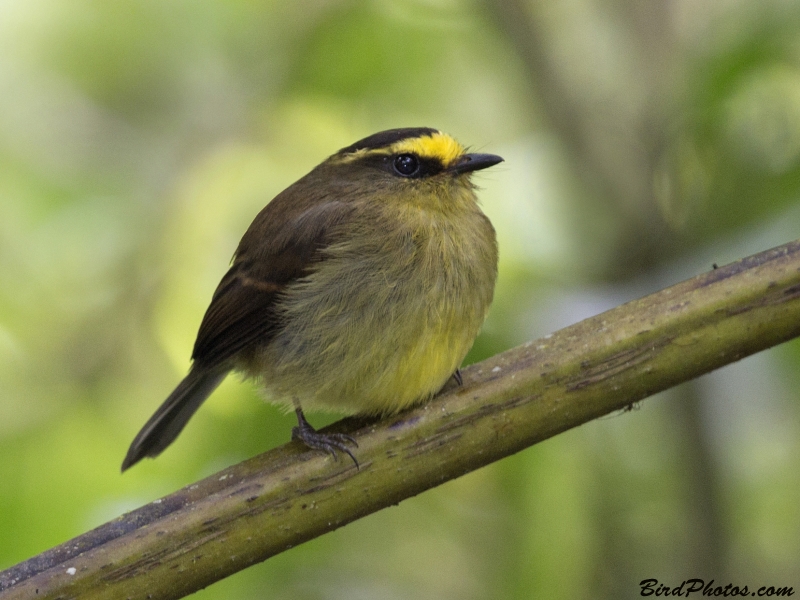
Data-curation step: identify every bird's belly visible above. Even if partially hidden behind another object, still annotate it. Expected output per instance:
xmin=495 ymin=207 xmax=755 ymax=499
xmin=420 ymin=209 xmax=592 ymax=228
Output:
xmin=249 ymin=209 xmax=496 ymax=416
xmin=257 ymin=278 xmax=480 ymax=415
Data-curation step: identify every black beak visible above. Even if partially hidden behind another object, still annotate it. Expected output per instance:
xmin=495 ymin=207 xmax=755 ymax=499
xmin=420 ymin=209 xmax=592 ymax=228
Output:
xmin=450 ymin=153 xmax=504 ymax=175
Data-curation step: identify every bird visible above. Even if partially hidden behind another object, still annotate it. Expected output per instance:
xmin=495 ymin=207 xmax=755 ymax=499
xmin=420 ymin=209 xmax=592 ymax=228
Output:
xmin=122 ymin=127 xmax=502 ymax=471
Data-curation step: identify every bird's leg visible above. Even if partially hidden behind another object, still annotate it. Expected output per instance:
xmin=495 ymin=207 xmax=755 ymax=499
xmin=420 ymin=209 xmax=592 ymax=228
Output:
xmin=291 ymin=406 xmax=359 ymax=468
xmin=452 ymin=368 xmax=463 ymax=386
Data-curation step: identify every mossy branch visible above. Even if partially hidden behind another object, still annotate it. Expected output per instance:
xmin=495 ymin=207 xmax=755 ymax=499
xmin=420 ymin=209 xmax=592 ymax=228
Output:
xmin=4 ymin=240 xmax=800 ymax=600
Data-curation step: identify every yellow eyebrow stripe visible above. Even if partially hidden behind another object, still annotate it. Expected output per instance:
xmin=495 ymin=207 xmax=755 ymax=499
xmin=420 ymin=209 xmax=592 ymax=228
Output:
xmin=386 ymin=131 xmax=465 ymax=168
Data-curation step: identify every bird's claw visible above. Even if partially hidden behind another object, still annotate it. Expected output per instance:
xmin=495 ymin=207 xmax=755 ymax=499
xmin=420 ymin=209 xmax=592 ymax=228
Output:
xmin=292 ymin=410 xmax=359 ymax=468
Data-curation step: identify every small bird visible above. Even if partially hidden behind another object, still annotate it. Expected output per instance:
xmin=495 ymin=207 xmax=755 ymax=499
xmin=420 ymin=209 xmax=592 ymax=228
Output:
xmin=122 ymin=127 xmax=501 ymax=471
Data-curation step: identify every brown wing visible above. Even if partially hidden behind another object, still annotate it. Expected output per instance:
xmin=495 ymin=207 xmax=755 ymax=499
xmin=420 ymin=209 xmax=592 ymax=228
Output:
xmin=191 ymin=199 xmax=352 ymax=369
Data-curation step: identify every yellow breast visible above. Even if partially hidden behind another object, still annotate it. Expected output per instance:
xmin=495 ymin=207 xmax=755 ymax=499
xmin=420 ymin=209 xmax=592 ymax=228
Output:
xmin=253 ymin=186 xmax=498 ymax=416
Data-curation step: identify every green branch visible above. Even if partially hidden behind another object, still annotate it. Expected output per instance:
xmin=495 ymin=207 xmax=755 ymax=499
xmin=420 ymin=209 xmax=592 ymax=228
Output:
xmin=3 ymin=239 xmax=800 ymax=600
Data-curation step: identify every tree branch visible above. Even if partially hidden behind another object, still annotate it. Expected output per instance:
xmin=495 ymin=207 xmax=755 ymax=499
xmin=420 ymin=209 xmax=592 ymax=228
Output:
xmin=3 ymin=239 xmax=800 ymax=600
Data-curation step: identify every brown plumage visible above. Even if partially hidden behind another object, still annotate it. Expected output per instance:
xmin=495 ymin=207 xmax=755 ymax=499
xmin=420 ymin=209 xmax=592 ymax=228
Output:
xmin=122 ymin=128 xmax=501 ymax=471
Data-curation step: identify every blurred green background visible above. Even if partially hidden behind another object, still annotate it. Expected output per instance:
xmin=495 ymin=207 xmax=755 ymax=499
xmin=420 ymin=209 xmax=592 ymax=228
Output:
xmin=1 ymin=0 xmax=799 ymax=598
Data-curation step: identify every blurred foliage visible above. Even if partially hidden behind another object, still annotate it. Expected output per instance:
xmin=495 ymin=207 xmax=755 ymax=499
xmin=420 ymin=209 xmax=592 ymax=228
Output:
xmin=1 ymin=0 xmax=799 ymax=598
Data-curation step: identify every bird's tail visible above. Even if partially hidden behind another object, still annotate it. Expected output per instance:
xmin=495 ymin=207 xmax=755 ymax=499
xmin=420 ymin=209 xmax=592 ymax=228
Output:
xmin=121 ymin=368 xmax=227 ymax=471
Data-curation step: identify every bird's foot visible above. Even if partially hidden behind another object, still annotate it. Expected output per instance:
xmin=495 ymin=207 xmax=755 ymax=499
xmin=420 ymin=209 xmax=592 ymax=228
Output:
xmin=452 ymin=368 xmax=463 ymax=386
xmin=292 ymin=408 xmax=359 ymax=468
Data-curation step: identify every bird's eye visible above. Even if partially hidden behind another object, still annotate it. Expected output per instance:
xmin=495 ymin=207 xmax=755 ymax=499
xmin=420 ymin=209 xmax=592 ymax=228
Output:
xmin=392 ymin=153 xmax=420 ymax=177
